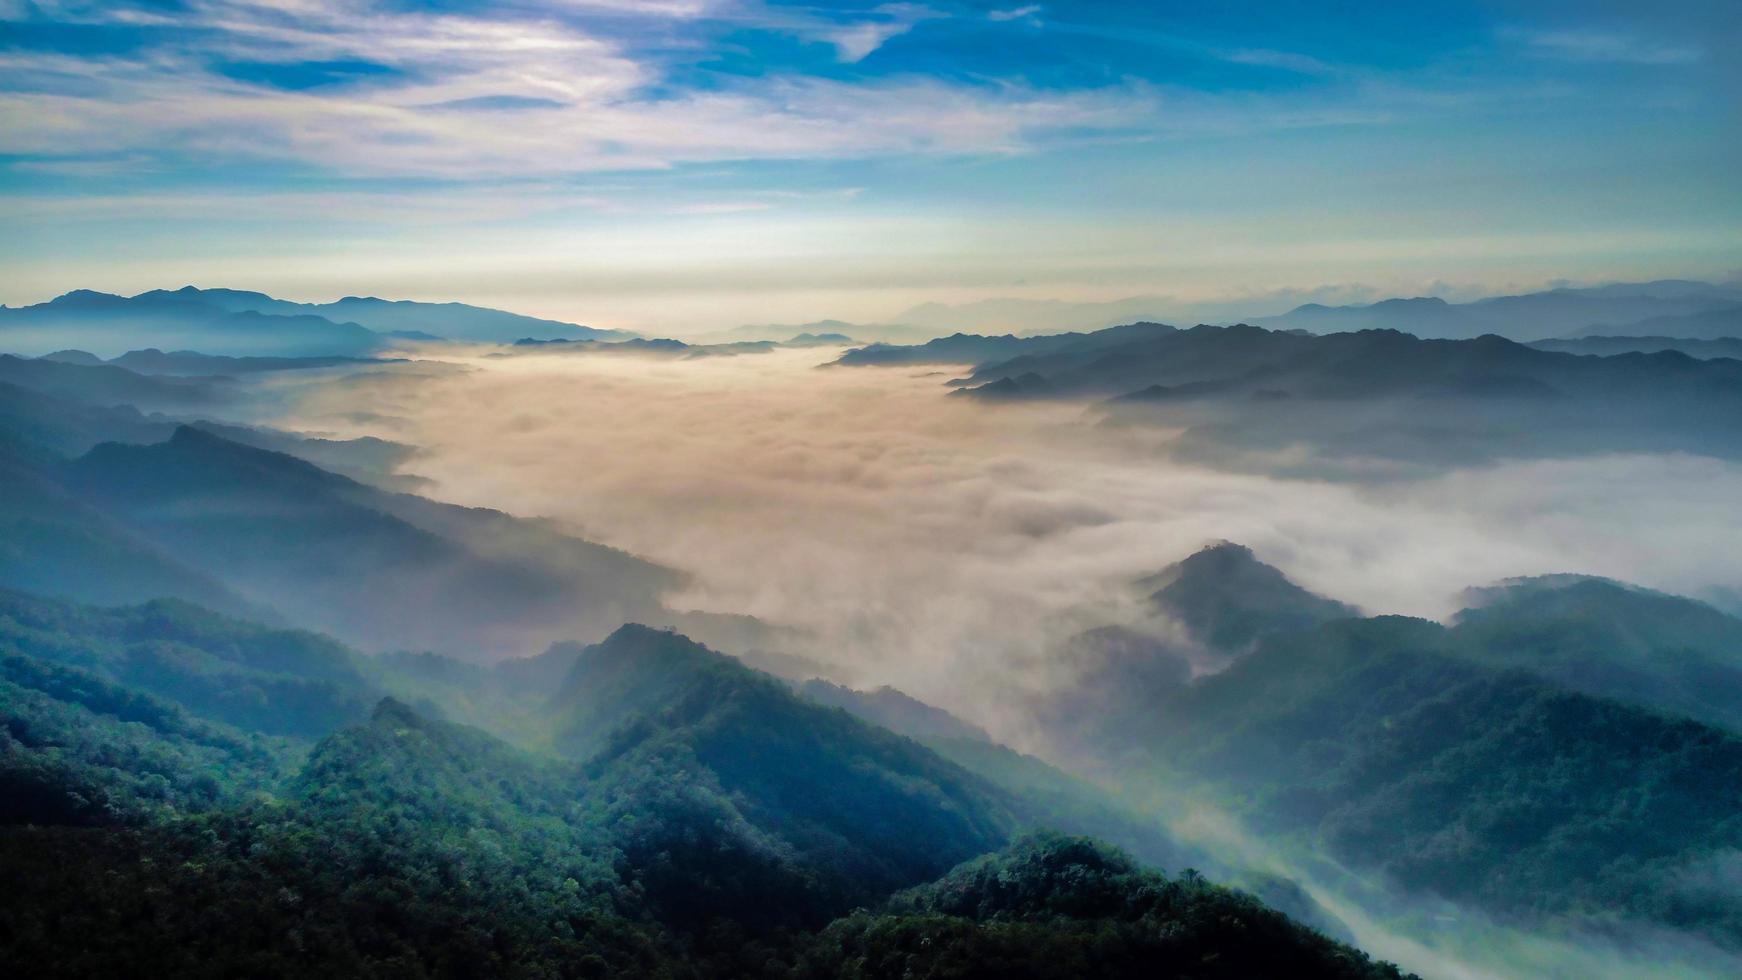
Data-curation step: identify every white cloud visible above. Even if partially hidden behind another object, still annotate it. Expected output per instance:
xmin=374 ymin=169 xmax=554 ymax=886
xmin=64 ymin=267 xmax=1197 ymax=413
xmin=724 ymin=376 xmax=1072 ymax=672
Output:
xmin=269 ymin=347 xmax=1742 ymax=726
xmin=818 ymin=3 xmax=945 ymax=62
xmin=987 ymin=5 xmax=1041 ymax=24
xmin=1507 ymin=27 xmax=1701 ymax=65
xmin=0 ymin=1 xmax=1147 ymax=177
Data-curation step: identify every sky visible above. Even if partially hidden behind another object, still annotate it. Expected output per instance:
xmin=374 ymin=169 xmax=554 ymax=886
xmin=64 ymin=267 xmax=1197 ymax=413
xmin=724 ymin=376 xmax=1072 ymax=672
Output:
xmin=2 ymin=0 xmax=1739 ymax=333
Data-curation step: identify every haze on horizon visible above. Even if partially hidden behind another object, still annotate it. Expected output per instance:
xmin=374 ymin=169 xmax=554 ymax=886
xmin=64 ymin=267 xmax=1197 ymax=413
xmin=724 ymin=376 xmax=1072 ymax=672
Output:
xmin=3 ymin=0 xmax=1740 ymax=334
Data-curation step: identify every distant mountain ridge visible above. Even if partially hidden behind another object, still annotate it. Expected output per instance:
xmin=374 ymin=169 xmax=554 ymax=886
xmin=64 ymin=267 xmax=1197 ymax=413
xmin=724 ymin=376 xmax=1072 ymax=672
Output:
xmin=1252 ymin=280 xmax=1742 ymax=341
xmin=849 ymin=322 xmax=1742 ymax=473
xmin=0 ymin=286 xmax=633 ymax=357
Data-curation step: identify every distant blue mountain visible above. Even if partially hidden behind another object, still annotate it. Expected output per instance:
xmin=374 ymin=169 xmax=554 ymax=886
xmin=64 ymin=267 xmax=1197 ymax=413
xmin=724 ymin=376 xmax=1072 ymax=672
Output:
xmin=132 ymin=285 xmax=636 ymax=344
xmin=0 ymin=286 xmax=632 ymax=357
xmin=1253 ymin=280 xmax=1742 ymax=341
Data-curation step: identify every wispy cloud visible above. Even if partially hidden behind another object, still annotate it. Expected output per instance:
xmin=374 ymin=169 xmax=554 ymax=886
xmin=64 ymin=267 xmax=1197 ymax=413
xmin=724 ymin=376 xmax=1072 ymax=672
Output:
xmin=987 ymin=5 xmax=1041 ymax=25
xmin=1507 ymin=27 xmax=1701 ymax=65
xmin=0 ymin=1 xmax=1146 ymax=177
xmin=818 ymin=3 xmax=945 ymax=62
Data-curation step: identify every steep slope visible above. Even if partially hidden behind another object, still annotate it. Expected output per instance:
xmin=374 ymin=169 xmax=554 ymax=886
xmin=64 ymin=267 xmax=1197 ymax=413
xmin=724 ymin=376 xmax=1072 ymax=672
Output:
xmin=0 ymin=654 xmax=286 ymax=826
xmin=793 ymin=832 xmax=1409 ymax=980
xmin=798 ymin=678 xmax=992 ymax=742
xmin=552 ymin=625 xmax=1018 ymax=917
xmin=1451 ymin=576 xmax=1742 ymax=731
xmin=0 ymin=697 xmax=681 ymax=978
xmin=1141 ymin=541 xmax=1358 ymax=654
xmin=1144 ymin=616 xmax=1742 ymax=946
xmin=0 ymin=461 xmax=250 ymax=614
xmin=0 ymin=683 xmax=1402 ymax=977
xmin=0 ymin=589 xmax=377 ymax=739
xmin=63 ymin=426 xmax=676 ymax=655
xmin=0 ymin=353 xmax=229 ymax=412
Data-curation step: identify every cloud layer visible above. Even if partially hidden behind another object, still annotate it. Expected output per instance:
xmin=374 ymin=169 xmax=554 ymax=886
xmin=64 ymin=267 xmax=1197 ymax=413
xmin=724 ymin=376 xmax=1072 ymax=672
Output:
xmin=270 ymin=345 xmax=1742 ymax=732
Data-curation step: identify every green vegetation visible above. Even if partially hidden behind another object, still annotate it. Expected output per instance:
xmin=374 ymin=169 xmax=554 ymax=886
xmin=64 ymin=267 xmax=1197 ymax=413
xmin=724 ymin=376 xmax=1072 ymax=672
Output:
xmin=1450 ymin=575 xmax=1742 ymax=731
xmin=0 ymin=616 xmax=1393 ymax=974
xmin=0 ymin=654 xmax=284 ymax=825
xmin=1143 ymin=617 xmax=1742 ymax=945
xmin=0 ymin=595 xmax=1399 ymax=977
xmin=1140 ymin=541 xmax=1358 ymax=654
xmin=0 ymin=588 xmax=376 ymax=738
xmin=790 ymin=832 xmax=1405 ymax=980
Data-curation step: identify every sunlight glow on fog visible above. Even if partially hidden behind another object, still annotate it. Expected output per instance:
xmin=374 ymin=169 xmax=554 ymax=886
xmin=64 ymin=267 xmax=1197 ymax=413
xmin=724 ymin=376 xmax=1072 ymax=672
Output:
xmin=270 ymin=345 xmax=1742 ymax=713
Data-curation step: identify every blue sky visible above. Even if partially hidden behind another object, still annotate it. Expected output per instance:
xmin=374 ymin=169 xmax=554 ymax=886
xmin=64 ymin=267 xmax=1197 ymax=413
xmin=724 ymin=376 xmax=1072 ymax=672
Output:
xmin=1 ymin=0 xmax=1737 ymax=332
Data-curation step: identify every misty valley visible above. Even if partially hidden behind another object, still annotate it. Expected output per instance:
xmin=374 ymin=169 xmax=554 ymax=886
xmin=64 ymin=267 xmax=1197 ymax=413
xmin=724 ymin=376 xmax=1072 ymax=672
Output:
xmin=0 ymin=278 xmax=1740 ymax=979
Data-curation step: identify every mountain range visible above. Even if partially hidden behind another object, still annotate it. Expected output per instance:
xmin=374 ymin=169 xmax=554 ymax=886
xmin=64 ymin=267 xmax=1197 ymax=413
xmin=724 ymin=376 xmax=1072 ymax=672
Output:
xmin=1250 ymin=280 xmax=1742 ymax=341
xmin=0 ymin=588 xmax=1404 ymax=978
xmin=0 ymin=286 xmax=633 ymax=358
xmin=0 ymin=355 xmax=726 ymax=657
xmin=1035 ymin=542 xmax=1742 ymax=954
xmin=835 ymin=321 xmax=1742 ymax=475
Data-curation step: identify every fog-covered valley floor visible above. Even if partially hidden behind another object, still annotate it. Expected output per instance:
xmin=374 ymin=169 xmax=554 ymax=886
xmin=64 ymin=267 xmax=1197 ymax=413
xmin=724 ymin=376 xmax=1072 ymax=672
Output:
xmin=271 ymin=344 xmax=1742 ymax=707
xmin=240 ymin=342 xmax=1742 ymax=978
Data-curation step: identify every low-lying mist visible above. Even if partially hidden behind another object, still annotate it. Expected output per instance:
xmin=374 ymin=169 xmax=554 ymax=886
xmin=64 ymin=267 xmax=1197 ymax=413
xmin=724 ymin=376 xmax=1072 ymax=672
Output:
xmin=267 ymin=344 xmax=1742 ymax=731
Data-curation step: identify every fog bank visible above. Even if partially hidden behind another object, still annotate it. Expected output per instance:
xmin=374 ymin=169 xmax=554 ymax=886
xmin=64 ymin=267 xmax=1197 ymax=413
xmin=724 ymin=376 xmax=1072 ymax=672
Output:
xmin=269 ymin=346 xmax=1742 ymax=719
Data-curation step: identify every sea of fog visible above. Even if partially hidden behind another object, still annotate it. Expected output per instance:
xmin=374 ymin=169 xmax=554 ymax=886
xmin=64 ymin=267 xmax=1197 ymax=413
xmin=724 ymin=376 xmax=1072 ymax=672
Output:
xmin=265 ymin=344 xmax=1742 ymax=725
xmin=260 ymin=343 xmax=1742 ymax=979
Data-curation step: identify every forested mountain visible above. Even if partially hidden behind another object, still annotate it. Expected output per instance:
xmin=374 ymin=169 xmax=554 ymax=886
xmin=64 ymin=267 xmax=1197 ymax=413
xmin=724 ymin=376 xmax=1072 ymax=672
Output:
xmin=1146 ymin=617 xmax=1742 ymax=945
xmin=797 ymin=678 xmax=992 ymax=743
xmin=1450 ymin=576 xmax=1742 ymax=731
xmin=0 ymin=589 xmax=378 ymax=738
xmin=1034 ymin=543 xmax=1359 ymax=756
xmin=62 ymin=426 xmax=677 ymax=655
xmin=1041 ymin=546 xmax=1742 ymax=950
xmin=0 ymin=355 xmax=685 ymax=657
xmin=0 ymin=594 xmax=1404 ymax=977
xmin=1141 ymin=542 xmax=1358 ymax=654
xmin=0 ymin=353 xmax=232 ymax=412
xmin=799 ymin=832 xmax=1404 ymax=980
xmin=843 ymin=322 xmax=1742 ymax=474
xmin=949 ymin=325 xmax=1742 ymax=403
xmin=551 ymin=624 xmax=1021 ymax=914
xmin=0 ymin=654 xmax=288 ymax=826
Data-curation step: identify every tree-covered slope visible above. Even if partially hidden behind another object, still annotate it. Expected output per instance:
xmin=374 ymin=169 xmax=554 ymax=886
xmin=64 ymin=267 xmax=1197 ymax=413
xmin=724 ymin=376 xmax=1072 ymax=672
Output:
xmin=1147 ymin=617 xmax=1742 ymax=945
xmin=790 ymin=832 xmax=1408 ymax=980
xmin=1451 ymin=575 xmax=1742 ymax=731
xmin=63 ymin=425 xmax=676 ymax=655
xmin=0 ymin=685 xmax=1404 ymax=978
xmin=0 ymin=654 xmax=286 ymax=826
xmin=0 ymin=589 xmax=377 ymax=738
xmin=1140 ymin=541 xmax=1358 ymax=654
xmin=556 ymin=625 xmax=1020 ymax=920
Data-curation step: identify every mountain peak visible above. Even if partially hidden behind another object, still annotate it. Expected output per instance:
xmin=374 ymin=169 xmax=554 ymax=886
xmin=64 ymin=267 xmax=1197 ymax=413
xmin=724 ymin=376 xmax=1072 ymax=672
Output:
xmin=370 ymin=695 xmax=426 ymax=728
xmin=1141 ymin=542 xmax=1356 ymax=654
